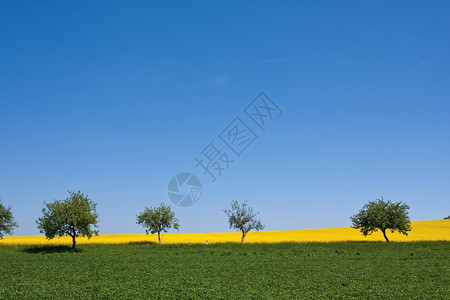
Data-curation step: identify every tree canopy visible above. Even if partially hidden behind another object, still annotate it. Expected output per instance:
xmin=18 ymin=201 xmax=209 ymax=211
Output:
xmin=224 ymin=200 xmax=264 ymax=244
xmin=0 ymin=201 xmax=18 ymax=239
xmin=350 ymin=197 xmax=411 ymax=242
xmin=36 ymin=191 xmax=99 ymax=249
xmin=137 ymin=203 xmax=180 ymax=245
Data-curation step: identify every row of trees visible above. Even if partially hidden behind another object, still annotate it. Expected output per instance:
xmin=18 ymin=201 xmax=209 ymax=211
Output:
xmin=1 ymin=192 xmax=413 ymax=249
xmin=0 ymin=192 xmax=264 ymax=249
xmin=137 ymin=199 xmax=264 ymax=245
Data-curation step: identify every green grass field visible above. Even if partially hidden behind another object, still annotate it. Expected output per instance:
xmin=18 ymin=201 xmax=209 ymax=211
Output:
xmin=1 ymin=242 xmax=449 ymax=299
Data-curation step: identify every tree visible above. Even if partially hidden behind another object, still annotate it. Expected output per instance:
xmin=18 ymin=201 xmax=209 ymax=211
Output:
xmin=0 ymin=200 xmax=18 ymax=239
xmin=350 ymin=197 xmax=411 ymax=242
xmin=36 ymin=191 xmax=99 ymax=249
xmin=136 ymin=203 xmax=180 ymax=245
xmin=224 ymin=200 xmax=264 ymax=244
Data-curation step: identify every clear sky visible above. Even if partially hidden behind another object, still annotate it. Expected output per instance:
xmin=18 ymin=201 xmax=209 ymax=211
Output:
xmin=1 ymin=1 xmax=449 ymax=236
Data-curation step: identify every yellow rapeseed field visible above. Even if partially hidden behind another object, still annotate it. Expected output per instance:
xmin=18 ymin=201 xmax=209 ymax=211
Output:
xmin=2 ymin=219 xmax=448 ymax=246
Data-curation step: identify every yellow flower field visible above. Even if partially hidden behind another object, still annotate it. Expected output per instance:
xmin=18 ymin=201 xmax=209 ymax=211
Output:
xmin=1 ymin=219 xmax=449 ymax=246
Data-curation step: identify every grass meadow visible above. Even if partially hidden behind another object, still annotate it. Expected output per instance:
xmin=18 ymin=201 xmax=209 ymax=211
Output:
xmin=0 ymin=242 xmax=449 ymax=299
xmin=1 ymin=220 xmax=449 ymax=299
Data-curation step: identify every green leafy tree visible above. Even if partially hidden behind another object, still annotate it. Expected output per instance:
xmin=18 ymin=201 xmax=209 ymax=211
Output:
xmin=0 ymin=200 xmax=18 ymax=239
xmin=224 ymin=200 xmax=264 ymax=244
xmin=36 ymin=191 xmax=99 ymax=249
xmin=137 ymin=203 xmax=180 ymax=245
xmin=350 ymin=197 xmax=411 ymax=242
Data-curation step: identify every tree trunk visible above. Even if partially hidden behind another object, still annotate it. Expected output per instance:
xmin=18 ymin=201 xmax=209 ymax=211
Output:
xmin=71 ymin=235 xmax=76 ymax=250
xmin=382 ymin=229 xmax=390 ymax=242
xmin=241 ymin=232 xmax=246 ymax=244
xmin=158 ymin=232 xmax=161 ymax=245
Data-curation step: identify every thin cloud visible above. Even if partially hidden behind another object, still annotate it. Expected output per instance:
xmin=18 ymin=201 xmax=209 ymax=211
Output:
xmin=333 ymin=59 xmax=379 ymax=68
xmin=209 ymin=76 xmax=229 ymax=87
xmin=148 ymin=74 xmax=173 ymax=82
xmin=419 ymin=57 xmax=432 ymax=65
xmin=131 ymin=69 xmax=172 ymax=83
xmin=130 ymin=69 xmax=152 ymax=82
xmin=262 ymin=57 xmax=297 ymax=64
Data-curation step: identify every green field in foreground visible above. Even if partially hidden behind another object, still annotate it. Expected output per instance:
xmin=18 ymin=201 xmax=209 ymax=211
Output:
xmin=0 ymin=242 xmax=449 ymax=299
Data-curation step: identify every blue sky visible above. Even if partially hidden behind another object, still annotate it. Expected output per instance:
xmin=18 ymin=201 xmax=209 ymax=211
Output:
xmin=1 ymin=1 xmax=449 ymax=236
